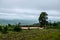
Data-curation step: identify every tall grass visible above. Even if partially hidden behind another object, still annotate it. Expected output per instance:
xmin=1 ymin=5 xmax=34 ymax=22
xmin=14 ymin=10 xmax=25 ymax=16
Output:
xmin=0 ymin=29 xmax=60 ymax=40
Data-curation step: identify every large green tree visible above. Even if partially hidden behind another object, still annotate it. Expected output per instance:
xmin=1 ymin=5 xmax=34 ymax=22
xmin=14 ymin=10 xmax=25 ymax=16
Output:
xmin=38 ymin=12 xmax=48 ymax=27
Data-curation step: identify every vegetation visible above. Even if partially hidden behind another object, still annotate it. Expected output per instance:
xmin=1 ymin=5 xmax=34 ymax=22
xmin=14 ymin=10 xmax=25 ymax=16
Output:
xmin=0 ymin=23 xmax=22 ymax=34
xmin=47 ymin=22 xmax=60 ymax=29
xmin=14 ymin=26 xmax=22 ymax=32
xmin=2 ymin=26 xmax=8 ymax=34
xmin=0 ymin=29 xmax=60 ymax=40
xmin=0 ymin=26 xmax=2 ymax=31
xmin=0 ymin=12 xmax=60 ymax=40
xmin=38 ymin=12 xmax=48 ymax=27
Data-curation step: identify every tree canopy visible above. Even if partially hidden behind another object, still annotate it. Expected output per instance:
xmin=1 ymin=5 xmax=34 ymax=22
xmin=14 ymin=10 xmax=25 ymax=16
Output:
xmin=38 ymin=12 xmax=48 ymax=27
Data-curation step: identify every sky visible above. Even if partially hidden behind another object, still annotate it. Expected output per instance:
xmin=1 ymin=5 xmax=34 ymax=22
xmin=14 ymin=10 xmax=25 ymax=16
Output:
xmin=0 ymin=0 xmax=60 ymax=22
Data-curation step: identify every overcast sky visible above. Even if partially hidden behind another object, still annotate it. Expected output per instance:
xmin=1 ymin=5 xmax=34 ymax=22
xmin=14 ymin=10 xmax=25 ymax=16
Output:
xmin=0 ymin=0 xmax=60 ymax=21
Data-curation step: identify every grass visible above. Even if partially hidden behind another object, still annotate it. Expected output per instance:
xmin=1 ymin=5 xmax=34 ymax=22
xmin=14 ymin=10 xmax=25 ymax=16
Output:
xmin=0 ymin=29 xmax=60 ymax=40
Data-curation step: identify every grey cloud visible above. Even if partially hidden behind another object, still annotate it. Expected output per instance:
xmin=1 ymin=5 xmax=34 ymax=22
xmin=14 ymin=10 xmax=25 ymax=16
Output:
xmin=0 ymin=0 xmax=59 ymax=10
xmin=0 ymin=8 xmax=60 ymax=20
xmin=0 ymin=0 xmax=60 ymax=21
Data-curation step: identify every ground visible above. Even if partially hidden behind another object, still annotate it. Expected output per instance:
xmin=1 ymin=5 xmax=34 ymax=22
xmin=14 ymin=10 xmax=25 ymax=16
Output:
xmin=0 ymin=29 xmax=60 ymax=40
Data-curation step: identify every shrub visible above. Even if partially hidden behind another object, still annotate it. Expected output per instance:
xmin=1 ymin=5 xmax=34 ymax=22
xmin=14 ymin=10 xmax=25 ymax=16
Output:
xmin=0 ymin=26 xmax=2 ymax=31
xmin=14 ymin=26 xmax=22 ymax=32
xmin=2 ymin=26 xmax=8 ymax=34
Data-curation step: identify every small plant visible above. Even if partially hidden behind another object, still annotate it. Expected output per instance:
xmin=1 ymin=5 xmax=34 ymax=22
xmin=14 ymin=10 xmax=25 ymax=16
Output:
xmin=13 ymin=23 xmax=22 ymax=32
xmin=2 ymin=26 xmax=8 ymax=34
xmin=0 ymin=26 xmax=2 ymax=31
xmin=14 ymin=26 xmax=22 ymax=32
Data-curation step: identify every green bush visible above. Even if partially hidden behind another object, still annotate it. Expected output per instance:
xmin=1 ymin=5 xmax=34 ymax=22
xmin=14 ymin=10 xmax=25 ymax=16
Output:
xmin=14 ymin=26 xmax=22 ymax=32
xmin=2 ymin=26 xmax=8 ymax=34
xmin=0 ymin=26 xmax=2 ymax=31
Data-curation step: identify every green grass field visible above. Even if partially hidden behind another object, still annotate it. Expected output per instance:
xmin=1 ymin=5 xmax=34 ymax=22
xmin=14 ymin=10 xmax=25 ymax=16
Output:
xmin=0 ymin=29 xmax=60 ymax=40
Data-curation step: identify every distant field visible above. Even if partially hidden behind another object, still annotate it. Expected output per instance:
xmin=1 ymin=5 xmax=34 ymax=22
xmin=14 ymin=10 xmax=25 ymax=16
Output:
xmin=21 ymin=27 xmax=43 ymax=29
xmin=0 ymin=29 xmax=60 ymax=40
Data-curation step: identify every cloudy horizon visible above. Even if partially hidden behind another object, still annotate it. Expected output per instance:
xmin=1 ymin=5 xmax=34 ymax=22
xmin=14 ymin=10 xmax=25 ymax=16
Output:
xmin=0 ymin=0 xmax=60 ymax=22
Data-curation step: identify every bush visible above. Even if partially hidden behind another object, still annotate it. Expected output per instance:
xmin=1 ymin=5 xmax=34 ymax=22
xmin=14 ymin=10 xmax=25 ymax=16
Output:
xmin=8 ymin=24 xmax=11 ymax=27
xmin=14 ymin=26 xmax=22 ymax=32
xmin=2 ymin=26 xmax=8 ymax=34
xmin=0 ymin=26 xmax=2 ymax=31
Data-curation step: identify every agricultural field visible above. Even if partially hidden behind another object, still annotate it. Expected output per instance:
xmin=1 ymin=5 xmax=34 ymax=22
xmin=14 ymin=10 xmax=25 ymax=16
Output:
xmin=0 ymin=29 xmax=60 ymax=40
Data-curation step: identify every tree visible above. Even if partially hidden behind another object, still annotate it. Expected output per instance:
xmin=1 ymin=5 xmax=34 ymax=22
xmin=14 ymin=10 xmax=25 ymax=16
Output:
xmin=18 ymin=22 xmax=21 ymax=27
xmin=53 ymin=22 xmax=58 ymax=26
xmin=38 ymin=12 xmax=48 ymax=28
xmin=8 ymin=24 xmax=11 ymax=27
